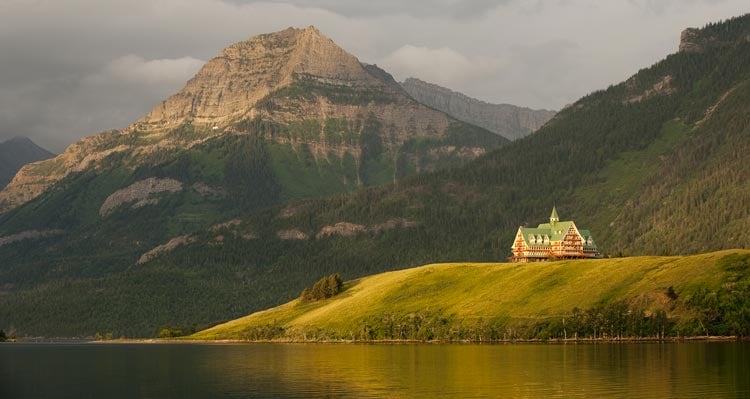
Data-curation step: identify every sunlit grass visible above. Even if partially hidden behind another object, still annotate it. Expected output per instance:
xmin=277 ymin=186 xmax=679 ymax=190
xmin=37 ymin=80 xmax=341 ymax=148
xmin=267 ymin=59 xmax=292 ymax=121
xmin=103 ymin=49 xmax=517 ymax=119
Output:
xmin=190 ymin=250 xmax=747 ymax=340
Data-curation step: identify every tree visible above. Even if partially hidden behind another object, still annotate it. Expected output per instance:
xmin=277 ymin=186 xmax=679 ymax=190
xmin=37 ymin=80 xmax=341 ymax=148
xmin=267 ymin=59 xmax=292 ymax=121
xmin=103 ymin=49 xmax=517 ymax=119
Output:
xmin=0 ymin=329 xmax=6 ymax=342
xmin=299 ymin=274 xmax=345 ymax=302
xmin=324 ymin=274 xmax=343 ymax=297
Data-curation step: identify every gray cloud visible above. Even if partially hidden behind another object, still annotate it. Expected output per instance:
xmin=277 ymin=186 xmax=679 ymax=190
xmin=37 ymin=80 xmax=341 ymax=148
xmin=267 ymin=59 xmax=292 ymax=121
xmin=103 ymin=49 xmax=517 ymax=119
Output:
xmin=224 ymin=0 xmax=511 ymax=18
xmin=97 ymin=55 xmax=206 ymax=85
xmin=0 ymin=0 xmax=748 ymax=152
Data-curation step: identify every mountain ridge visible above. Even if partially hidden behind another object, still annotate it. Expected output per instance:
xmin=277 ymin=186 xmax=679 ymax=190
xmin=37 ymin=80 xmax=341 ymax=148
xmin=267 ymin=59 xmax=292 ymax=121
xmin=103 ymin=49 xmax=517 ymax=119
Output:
xmin=0 ymin=137 xmax=54 ymax=189
xmin=400 ymin=77 xmax=555 ymax=140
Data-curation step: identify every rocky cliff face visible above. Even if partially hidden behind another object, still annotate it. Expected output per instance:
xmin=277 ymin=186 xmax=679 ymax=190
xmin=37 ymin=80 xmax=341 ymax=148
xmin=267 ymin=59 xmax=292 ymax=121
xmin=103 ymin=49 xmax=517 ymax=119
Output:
xmin=0 ymin=27 xmax=504 ymax=214
xmin=679 ymin=28 xmax=717 ymax=53
xmin=400 ymin=78 xmax=555 ymax=141
xmin=138 ymin=27 xmax=382 ymax=129
xmin=679 ymin=17 xmax=750 ymax=53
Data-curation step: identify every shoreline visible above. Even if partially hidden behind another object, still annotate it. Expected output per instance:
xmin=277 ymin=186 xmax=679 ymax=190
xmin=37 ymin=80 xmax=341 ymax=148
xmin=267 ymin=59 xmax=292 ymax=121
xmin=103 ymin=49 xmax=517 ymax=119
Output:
xmin=5 ymin=335 xmax=744 ymax=345
xmin=157 ymin=335 xmax=746 ymax=344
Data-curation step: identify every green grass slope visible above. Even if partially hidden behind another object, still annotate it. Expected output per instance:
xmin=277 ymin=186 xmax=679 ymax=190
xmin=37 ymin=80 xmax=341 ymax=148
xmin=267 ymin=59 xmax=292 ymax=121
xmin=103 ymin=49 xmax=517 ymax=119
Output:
xmin=192 ymin=250 xmax=750 ymax=341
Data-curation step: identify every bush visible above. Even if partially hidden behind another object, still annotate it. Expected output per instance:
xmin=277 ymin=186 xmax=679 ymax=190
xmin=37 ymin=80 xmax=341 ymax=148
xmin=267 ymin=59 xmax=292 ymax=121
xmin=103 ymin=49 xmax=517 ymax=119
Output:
xmin=158 ymin=327 xmax=184 ymax=338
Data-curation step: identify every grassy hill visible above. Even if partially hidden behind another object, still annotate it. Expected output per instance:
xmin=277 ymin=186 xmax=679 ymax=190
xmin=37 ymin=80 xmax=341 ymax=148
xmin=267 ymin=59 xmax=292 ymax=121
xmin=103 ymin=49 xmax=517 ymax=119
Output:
xmin=191 ymin=250 xmax=750 ymax=341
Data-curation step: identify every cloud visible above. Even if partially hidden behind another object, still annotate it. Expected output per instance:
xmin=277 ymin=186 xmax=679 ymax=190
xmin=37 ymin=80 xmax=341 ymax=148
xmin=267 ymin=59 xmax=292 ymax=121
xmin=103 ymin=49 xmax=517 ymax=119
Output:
xmin=103 ymin=55 xmax=205 ymax=85
xmin=381 ymin=45 xmax=500 ymax=86
xmin=0 ymin=0 xmax=748 ymax=152
xmin=224 ymin=0 xmax=510 ymax=18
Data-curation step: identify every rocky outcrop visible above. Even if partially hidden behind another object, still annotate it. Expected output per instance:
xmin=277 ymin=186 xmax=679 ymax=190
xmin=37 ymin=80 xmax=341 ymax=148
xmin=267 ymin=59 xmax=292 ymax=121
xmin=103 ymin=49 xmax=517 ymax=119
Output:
xmin=192 ymin=182 xmax=226 ymax=198
xmin=624 ymin=75 xmax=677 ymax=104
xmin=100 ymin=178 xmax=183 ymax=217
xmin=679 ymin=28 xmax=706 ymax=53
xmin=316 ymin=218 xmax=417 ymax=238
xmin=137 ymin=234 xmax=196 ymax=265
xmin=277 ymin=206 xmax=299 ymax=219
xmin=427 ymin=146 xmax=486 ymax=158
xmin=206 ymin=219 xmax=256 ymax=240
xmin=277 ymin=229 xmax=309 ymax=240
xmin=678 ymin=23 xmax=750 ymax=54
xmin=209 ymin=219 xmax=242 ymax=231
xmin=0 ymin=229 xmax=64 ymax=248
xmin=695 ymin=83 xmax=743 ymax=126
xmin=400 ymin=78 xmax=555 ymax=141
xmin=316 ymin=222 xmax=367 ymax=238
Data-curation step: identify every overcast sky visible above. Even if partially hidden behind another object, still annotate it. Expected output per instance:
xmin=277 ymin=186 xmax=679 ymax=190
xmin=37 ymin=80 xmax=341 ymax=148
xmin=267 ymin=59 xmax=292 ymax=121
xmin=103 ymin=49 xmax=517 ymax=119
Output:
xmin=1 ymin=0 xmax=748 ymax=152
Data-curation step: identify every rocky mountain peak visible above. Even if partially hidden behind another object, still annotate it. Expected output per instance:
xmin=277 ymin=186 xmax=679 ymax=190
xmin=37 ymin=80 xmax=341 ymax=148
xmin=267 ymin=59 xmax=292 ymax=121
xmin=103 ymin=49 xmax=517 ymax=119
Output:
xmin=287 ymin=26 xmax=376 ymax=82
xmin=4 ymin=136 xmax=34 ymax=146
xmin=138 ymin=26 xmax=378 ymax=130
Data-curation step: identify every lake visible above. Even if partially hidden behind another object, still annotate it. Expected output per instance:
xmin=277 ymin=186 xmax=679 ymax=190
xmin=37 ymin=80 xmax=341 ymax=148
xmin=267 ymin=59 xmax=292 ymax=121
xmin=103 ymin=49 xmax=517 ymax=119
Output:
xmin=1 ymin=342 xmax=748 ymax=398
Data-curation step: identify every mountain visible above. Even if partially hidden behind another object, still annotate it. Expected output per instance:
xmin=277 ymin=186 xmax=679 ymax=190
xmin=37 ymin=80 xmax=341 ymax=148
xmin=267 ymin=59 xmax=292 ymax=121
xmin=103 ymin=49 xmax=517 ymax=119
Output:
xmin=401 ymin=78 xmax=556 ymax=140
xmin=1 ymin=15 xmax=750 ymax=338
xmin=0 ymin=27 xmax=503 ymax=258
xmin=191 ymin=250 xmax=750 ymax=341
xmin=0 ymin=26 xmax=504 ymax=214
xmin=0 ymin=137 xmax=54 ymax=189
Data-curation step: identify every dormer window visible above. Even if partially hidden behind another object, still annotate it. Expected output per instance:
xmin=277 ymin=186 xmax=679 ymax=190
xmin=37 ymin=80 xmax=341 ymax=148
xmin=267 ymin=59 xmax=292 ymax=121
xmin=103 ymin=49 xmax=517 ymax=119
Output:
xmin=587 ymin=237 xmax=593 ymax=245
xmin=529 ymin=235 xmax=536 ymax=244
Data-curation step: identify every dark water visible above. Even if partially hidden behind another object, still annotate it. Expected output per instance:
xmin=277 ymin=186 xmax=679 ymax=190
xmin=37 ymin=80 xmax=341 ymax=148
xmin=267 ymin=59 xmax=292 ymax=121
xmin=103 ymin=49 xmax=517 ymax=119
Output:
xmin=1 ymin=342 xmax=748 ymax=398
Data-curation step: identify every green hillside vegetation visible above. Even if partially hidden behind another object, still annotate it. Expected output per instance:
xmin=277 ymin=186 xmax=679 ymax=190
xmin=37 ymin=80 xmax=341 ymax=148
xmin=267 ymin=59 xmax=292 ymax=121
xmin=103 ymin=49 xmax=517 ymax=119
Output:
xmin=1 ymin=16 xmax=749 ymax=338
xmin=192 ymin=251 xmax=750 ymax=341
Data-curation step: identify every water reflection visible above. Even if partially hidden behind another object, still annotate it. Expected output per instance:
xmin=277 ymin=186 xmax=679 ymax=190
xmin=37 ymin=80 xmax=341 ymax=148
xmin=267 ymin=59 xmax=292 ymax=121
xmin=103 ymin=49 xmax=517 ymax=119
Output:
xmin=1 ymin=342 xmax=747 ymax=398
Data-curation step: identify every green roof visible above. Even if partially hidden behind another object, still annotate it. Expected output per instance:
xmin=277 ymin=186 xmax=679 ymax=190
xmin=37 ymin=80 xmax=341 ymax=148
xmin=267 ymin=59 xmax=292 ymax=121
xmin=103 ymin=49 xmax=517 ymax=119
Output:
xmin=535 ymin=221 xmax=575 ymax=241
xmin=517 ymin=209 xmax=598 ymax=249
